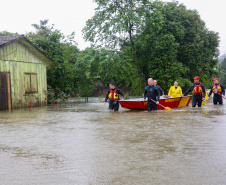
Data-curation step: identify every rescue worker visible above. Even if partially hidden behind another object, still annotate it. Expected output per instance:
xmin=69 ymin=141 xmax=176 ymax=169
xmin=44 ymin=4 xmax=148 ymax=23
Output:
xmin=104 ymin=82 xmax=124 ymax=111
xmin=182 ymin=76 xmax=206 ymax=107
xmin=143 ymin=78 xmax=160 ymax=112
xmin=153 ymin=80 xmax=165 ymax=96
xmin=168 ymin=81 xmax=183 ymax=97
xmin=208 ymin=78 xmax=225 ymax=105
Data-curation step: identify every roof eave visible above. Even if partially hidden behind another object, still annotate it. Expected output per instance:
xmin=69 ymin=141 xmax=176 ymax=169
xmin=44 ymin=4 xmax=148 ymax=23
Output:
xmin=0 ymin=35 xmax=57 ymax=66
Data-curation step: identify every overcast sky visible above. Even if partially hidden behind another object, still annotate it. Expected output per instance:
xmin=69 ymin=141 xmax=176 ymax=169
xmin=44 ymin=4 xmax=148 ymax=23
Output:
xmin=0 ymin=0 xmax=225 ymax=55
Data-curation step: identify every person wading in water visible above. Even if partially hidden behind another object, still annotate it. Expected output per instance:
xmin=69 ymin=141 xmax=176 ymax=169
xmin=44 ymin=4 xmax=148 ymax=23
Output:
xmin=208 ymin=78 xmax=225 ymax=105
xmin=143 ymin=78 xmax=160 ymax=112
xmin=104 ymin=82 xmax=124 ymax=111
xmin=182 ymin=76 xmax=206 ymax=107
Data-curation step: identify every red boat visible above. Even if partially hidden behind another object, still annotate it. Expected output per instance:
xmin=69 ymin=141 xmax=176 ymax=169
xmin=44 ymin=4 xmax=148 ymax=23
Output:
xmin=119 ymin=96 xmax=192 ymax=110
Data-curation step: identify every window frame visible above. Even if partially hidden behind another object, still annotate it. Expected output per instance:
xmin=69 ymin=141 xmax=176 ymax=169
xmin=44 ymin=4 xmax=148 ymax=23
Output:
xmin=24 ymin=72 xmax=38 ymax=94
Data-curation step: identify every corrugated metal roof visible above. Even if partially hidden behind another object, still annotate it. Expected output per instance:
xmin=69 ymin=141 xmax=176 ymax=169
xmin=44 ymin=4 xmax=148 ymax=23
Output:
xmin=0 ymin=35 xmax=57 ymax=66
xmin=0 ymin=35 xmax=22 ymax=46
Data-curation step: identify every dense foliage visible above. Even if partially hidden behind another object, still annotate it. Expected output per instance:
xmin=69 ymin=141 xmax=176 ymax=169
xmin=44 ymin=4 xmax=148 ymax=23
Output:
xmin=0 ymin=31 xmax=19 ymax=36
xmin=83 ymin=0 xmax=219 ymax=93
xmin=1 ymin=0 xmax=220 ymax=96
xmin=219 ymin=58 xmax=226 ymax=86
xmin=27 ymin=20 xmax=80 ymax=95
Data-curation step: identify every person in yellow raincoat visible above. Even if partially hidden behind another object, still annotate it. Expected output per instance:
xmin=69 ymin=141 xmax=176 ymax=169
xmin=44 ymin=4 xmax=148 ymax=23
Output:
xmin=168 ymin=81 xmax=183 ymax=97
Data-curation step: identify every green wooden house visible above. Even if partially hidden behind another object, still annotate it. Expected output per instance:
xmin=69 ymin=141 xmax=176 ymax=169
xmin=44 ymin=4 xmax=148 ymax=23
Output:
xmin=0 ymin=35 xmax=56 ymax=110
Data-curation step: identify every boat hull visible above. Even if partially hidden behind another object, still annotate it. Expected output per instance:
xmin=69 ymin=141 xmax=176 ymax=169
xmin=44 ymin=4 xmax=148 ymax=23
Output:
xmin=119 ymin=96 xmax=192 ymax=110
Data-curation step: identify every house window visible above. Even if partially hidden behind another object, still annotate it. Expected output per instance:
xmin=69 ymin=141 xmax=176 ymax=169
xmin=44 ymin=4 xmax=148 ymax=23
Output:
xmin=25 ymin=73 xmax=38 ymax=94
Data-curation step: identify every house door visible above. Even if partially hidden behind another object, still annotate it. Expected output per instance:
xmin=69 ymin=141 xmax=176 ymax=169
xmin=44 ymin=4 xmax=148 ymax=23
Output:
xmin=0 ymin=72 xmax=12 ymax=110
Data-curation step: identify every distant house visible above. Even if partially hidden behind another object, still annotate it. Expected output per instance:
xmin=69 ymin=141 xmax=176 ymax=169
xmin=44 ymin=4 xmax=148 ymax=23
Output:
xmin=0 ymin=35 xmax=56 ymax=110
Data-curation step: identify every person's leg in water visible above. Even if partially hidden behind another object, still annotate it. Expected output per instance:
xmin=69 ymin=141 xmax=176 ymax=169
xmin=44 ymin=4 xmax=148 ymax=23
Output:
xmin=109 ymin=100 xmax=114 ymax=111
xmin=213 ymin=96 xmax=218 ymax=105
xmin=147 ymin=101 xmax=153 ymax=112
xmin=152 ymin=102 xmax=157 ymax=112
xmin=147 ymin=101 xmax=157 ymax=112
xmin=219 ymin=96 xmax=223 ymax=105
xmin=113 ymin=101 xmax=120 ymax=111
xmin=197 ymin=97 xmax=202 ymax=107
xmin=192 ymin=96 xmax=198 ymax=107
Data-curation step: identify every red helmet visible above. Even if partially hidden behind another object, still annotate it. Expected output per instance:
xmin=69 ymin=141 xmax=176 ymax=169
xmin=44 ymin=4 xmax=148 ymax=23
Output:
xmin=194 ymin=76 xmax=200 ymax=80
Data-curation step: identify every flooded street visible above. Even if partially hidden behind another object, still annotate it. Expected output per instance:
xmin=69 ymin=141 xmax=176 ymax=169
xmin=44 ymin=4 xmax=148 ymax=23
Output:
xmin=1 ymin=99 xmax=226 ymax=185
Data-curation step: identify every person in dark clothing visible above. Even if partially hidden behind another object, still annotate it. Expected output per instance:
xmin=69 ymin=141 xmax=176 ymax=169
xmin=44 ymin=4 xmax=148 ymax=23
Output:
xmin=143 ymin=78 xmax=160 ymax=112
xmin=104 ymin=82 xmax=124 ymax=111
xmin=154 ymin=80 xmax=165 ymax=96
xmin=182 ymin=76 xmax=206 ymax=107
xmin=208 ymin=78 xmax=225 ymax=105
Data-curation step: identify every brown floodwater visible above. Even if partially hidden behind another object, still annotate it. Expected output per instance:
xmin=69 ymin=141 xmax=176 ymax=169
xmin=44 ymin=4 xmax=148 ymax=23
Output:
xmin=0 ymin=98 xmax=226 ymax=185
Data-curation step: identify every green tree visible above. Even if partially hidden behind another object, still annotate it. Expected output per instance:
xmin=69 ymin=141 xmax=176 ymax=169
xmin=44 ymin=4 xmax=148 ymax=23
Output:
xmin=77 ymin=47 xmax=141 ymax=95
xmin=219 ymin=58 xmax=226 ymax=86
xmin=83 ymin=0 xmax=159 ymax=49
xmin=75 ymin=48 xmax=98 ymax=98
xmin=83 ymin=0 xmax=220 ymax=93
xmin=0 ymin=31 xmax=19 ymax=36
xmin=27 ymin=20 xmax=80 ymax=94
xmin=161 ymin=2 xmax=219 ymax=89
xmin=83 ymin=0 xmax=164 ymax=92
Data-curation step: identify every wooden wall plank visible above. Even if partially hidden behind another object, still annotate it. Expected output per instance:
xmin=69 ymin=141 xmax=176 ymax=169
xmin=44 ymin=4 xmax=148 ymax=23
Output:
xmin=0 ymin=42 xmax=48 ymax=64
xmin=7 ymin=72 xmax=12 ymax=110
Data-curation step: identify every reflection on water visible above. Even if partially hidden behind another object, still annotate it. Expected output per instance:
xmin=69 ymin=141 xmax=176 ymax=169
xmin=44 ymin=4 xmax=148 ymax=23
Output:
xmin=1 ymin=99 xmax=226 ymax=184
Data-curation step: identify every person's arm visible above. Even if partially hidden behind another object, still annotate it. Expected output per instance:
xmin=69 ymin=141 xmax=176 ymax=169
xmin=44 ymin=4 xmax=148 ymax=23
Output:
xmin=156 ymin=88 xmax=160 ymax=102
xmin=117 ymin=88 xmax=124 ymax=99
xmin=104 ymin=90 xmax=110 ymax=102
xmin=143 ymin=87 xmax=147 ymax=100
xmin=183 ymin=86 xmax=193 ymax=96
xmin=160 ymin=86 xmax=164 ymax=95
xmin=208 ymin=86 xmax=213 ymax=97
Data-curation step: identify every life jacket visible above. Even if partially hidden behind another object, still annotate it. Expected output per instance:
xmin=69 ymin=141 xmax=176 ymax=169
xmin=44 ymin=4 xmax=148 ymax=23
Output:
xmin=192 ymin=84 xmax=203 ymax=95
xmin=108 ymin=89 xmax=119 ymax=101
xmin=212 ymin=84 xmax=222 ymax=94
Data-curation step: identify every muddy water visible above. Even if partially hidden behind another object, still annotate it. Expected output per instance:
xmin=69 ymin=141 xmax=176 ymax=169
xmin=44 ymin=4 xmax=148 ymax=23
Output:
xmin=1 ymin=99 xmax=226 ymax=185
